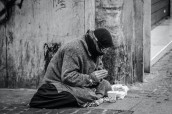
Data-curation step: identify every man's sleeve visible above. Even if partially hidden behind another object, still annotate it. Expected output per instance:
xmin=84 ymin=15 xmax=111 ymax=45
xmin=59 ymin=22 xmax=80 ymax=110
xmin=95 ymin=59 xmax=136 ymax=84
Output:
xmin=61 ymin=49 xmax=97 ymax=87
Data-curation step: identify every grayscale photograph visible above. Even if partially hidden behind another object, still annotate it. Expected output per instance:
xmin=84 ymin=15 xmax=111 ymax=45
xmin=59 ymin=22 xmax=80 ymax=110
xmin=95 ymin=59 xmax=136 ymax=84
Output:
xmin=0 ymin=0 xmax=171 ymax=114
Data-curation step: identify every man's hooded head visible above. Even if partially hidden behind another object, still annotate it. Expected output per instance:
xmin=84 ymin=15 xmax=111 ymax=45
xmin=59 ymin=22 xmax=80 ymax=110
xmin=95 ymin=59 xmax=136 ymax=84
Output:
xmin=85 ymin=28 xmax=114 ymax=60
xmin=93 ymin=28 xmax=114 ymax=49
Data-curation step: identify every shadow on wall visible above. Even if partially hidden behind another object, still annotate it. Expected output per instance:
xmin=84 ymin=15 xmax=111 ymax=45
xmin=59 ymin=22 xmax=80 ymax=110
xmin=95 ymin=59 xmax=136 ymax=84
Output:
xmin=44 ymin=43 xmax=61 ymax=72
xmin=0 ymin=0 xmax=24 ymax=25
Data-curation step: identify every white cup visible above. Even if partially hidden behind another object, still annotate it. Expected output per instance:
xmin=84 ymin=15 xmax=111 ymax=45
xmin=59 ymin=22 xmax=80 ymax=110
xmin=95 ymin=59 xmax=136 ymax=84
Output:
xmin=107 ymin=91 xmax=116 ymax=102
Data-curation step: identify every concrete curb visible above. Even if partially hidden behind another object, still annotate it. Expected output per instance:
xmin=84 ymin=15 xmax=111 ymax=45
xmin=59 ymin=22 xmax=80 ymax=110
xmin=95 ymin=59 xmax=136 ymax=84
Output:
xmin=151 ymin=40 xmax=172 ymax=66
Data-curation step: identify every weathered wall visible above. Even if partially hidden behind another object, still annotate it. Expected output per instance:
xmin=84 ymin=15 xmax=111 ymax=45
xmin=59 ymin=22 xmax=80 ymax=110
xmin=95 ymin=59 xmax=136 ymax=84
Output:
xmin=95 ymin=0 xmax=145 ymax=84
xmin=95 ymin=0 xmax=133 ymax=84
xmin=0 ymin=26 xmax=6 ymax=87
xmin=0 ymin=0 xmax=94 ymax=88
xmin=144 ymin=0 xmax=151 ymax=73
xmin=0 ymin=0 xmax=147 ymax=87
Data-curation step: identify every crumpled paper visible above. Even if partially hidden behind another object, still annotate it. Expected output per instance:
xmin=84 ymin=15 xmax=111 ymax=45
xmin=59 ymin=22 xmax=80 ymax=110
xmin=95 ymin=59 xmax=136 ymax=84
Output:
xmin=111 ymin=84 xmax=129 ymax=99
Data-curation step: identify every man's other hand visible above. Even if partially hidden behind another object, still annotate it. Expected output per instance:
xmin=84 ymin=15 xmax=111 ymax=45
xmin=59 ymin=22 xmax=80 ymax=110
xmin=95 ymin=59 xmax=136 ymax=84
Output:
xmin=91 ymin=69 xmax=108 ymax=81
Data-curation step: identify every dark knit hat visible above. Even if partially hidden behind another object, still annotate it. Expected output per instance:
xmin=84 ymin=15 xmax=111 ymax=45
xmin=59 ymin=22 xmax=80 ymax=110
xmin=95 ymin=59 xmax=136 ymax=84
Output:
xmin=93 ymin=28 xmax=114 ymax=48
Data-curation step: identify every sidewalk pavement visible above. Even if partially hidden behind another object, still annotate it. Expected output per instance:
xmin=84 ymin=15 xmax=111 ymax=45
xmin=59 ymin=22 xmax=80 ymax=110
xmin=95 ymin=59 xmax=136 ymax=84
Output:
xmin=1 ymin=50 xmax=172 ymax=114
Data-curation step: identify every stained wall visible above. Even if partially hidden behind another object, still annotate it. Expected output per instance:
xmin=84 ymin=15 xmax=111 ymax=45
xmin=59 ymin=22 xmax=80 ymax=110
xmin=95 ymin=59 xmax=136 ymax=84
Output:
xmin=95 ymin=0 xmax=147 ymax=84
xmin=0 ymin=0 xmax=150 ymax=87
xmin=0 ymin=0 xmax=94 ymax=88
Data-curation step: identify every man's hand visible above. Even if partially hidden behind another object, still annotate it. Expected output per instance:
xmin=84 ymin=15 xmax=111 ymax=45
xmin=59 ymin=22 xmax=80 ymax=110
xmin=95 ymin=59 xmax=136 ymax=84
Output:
xmin=91 ymin=69 xmax=108 ymax=81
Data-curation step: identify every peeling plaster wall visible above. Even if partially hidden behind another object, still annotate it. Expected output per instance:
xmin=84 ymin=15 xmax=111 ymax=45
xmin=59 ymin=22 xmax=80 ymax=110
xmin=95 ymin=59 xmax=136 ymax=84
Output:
xmin=0 ymin=0 xmax=147 ymax=87
xmin=95 ymin=0 xmax=145 ymax=84
xmin=95 ymin=0 xmax=133 ymax=84
xmin=0 ymin=27 xmax=6 ymax=87
xmin=143 ymin=0 xmax=151 ymax=73
xmin=0 ymin=0 xmax=94 ymax=88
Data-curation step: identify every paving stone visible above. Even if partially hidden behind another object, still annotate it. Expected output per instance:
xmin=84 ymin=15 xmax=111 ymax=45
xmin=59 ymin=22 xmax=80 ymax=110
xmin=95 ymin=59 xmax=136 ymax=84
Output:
xmin=75 ymin=109 xmax=94 ymax=114
xmin=0 ymin=104 xmax=134 ymax=114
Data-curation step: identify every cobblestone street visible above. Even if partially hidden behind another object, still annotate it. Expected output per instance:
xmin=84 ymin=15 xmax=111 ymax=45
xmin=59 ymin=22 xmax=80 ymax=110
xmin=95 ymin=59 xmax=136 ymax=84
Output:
xmin=1 ymin=49 xmax=172 ymax=114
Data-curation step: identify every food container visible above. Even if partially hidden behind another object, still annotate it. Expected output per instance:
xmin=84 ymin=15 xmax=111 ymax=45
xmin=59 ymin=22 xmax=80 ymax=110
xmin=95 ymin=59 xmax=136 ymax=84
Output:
xmin=111 ymin=84 xmax=129 ymax=99
xmin=107 ymin=91 xmax=117 ymax=102
xmin=112 ymin=91 xmax=126 ymax=99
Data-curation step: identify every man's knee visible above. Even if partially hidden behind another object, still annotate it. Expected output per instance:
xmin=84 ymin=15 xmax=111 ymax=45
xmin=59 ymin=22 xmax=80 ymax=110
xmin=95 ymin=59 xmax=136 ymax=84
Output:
xmin=100 ymin=79 xmax=112 ymax=91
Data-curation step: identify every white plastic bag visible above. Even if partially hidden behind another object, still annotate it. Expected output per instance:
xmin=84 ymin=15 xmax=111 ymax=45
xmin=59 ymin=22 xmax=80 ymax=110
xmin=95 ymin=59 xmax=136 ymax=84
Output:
xmin=111 ymin=84 xmax=129 ymax=100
